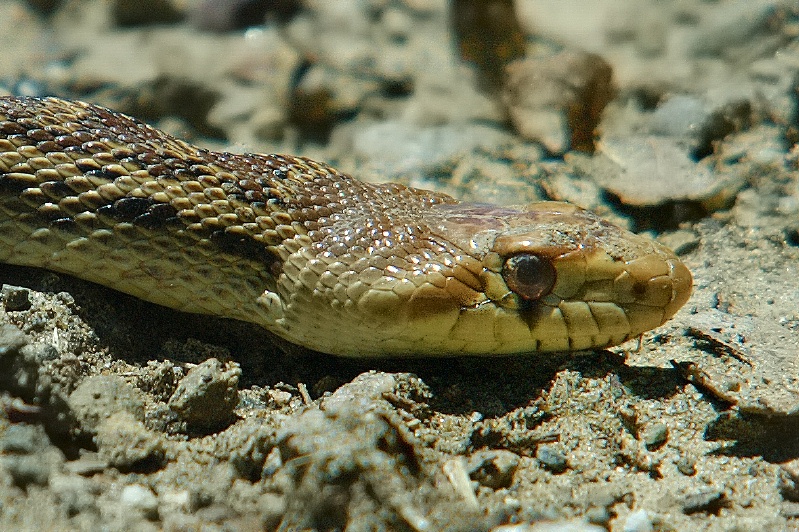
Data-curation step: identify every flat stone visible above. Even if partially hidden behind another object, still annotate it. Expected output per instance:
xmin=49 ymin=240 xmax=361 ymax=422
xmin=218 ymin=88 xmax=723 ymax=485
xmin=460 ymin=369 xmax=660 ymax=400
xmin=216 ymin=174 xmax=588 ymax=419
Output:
xmin=592 ymin=136 xmax=744 ymax=208
xmin=680 ymin=308 xmax=799 ymax=416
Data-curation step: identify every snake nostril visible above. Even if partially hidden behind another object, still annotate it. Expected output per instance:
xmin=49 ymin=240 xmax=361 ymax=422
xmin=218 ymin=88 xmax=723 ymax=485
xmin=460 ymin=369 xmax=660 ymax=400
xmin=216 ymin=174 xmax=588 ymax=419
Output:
xmin=501 ymin=253 xmax=557 ymax=301
xmin=632 ymin=280 xmax=648 ymax=297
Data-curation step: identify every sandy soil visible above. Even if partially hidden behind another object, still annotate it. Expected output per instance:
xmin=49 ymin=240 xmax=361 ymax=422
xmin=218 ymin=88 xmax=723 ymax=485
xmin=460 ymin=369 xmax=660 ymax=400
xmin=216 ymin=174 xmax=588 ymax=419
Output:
xmin=1 ymin=0 xmax=799 ymax=530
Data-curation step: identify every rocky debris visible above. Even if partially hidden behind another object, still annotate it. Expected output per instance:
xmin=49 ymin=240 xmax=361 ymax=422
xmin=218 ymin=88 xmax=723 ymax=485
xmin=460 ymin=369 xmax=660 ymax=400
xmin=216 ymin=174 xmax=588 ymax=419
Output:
xmin=118 ymin=484 xmax=160 ymax=520
xmin=681 ymin=489 xmax=729 ymax=515
xmin=47 ymin=3 xmax=301 ymax=147
xmin=224 ymin=420 xmax=278 ymax=482
xmin=649 ymin=96 xmax=752 ymax=159
xmin=622 ymin=509 xmax=654 ymax=532
xmin=349 ymin=120 xmax=515 ymax=181
xmin=679 ymin=308 xmax=799 ymax=416
xmin=503 ymin=51 xmax=615 ymax=154
xmin=592 ymin=136 xmax=742 ymax=209
xmin=0 ymin=423 xmax=64 ymax=489
xmin=466 ymin=449 xmax=521 ymax=489
xmin=112 ymin=77 xmax=224 ymax=139
xmin=443 ymin=457 xmax=480 ymax=508
xmin=535 ymin=445 xmax=568 ymax=473
xmin=272 ymin=372 xmax=502 ymax=530
xmin=167 ymin=358 xmax=240 ymax=434
xmin=95 ymin=412 xmax=166 ymax=471
xmin=0 ymin=324 xmax=72 ymax=438
xmin=276 ymin=407 xmax=422 ymax=528
xmin=566 ymin=90 xmax=760 ymax=220
xmin=286 ymin=65 xmax=350 ymax=143
xmin=1 ymin=285 xmax=31 ymax=312
xmin=0 ymin=324 xmax=28 ymax=361
xmin=68 ymin=375 xmax=146 ymax=436
xmin=639 ymin=422 xmax=668 ymax=451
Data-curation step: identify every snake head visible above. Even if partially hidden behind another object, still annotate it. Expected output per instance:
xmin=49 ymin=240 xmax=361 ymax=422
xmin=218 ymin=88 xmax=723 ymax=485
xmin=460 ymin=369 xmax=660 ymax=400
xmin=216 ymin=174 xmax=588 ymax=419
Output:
xmin=272 ymin=196 xmax=692 ymax=356
xmin=427 ymin=201 xmax=693 ymax=353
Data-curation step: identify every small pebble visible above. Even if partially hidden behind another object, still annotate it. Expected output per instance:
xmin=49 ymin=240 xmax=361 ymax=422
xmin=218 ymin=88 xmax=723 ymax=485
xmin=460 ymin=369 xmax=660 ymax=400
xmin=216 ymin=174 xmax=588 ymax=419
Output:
xmin=503 ymin=51 xmax=615 ymax=154
xmin=160 ymin=489 xmax=191 ymax=513
xmin=120 ymin=484 xmax=159 ymax=519
xmin=64 ymin=453 xmax=109 ymax=476
xmin=442 ymin=458 xmax=479 ymax=508
xmin=0 ymin=324 xmax=28 ymax=358
xmin=622 ymin=508 xmax=653 ymax=532
xmin=68 ymin=375 xmax=146 ymax=435
xmin=168 ymin=358 xmax=240 ymax=433
xmin=20 ymin=342 xmax=59 ymax=363
xmin=267 ymin=389 xmax=293 ymax=407
xmin=467 ymin=450 xmax=520 ymax=489
xmin=650 ymin=95 xmax=706 ymax=137
xmin=640 ymin=422 xmax=668 ymax=450
xmin=682 ymin=490 xmax=727 ymax=514
xmin=1 ymin=285 xmax=31 ymax=311
xmin=584 ymin=506 xmax=611 ymax=526
xmin=96 ymin=412 xmax=165 ymax=471
xmin=56 ymin=291 xmax=75 ymax=307
xmin=676 ymin=456 xmax=697 ymax=476
xmin=0 ymin=423 xmax=43 ymax=454
xmin=536 ymin=445 xmax=568 ymax=473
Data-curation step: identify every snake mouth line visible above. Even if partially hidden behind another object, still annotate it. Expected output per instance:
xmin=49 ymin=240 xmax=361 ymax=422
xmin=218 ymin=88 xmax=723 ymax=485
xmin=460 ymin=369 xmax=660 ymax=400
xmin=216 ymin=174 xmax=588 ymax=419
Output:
xmin=427 ymin=244 xmax=692 ymax=356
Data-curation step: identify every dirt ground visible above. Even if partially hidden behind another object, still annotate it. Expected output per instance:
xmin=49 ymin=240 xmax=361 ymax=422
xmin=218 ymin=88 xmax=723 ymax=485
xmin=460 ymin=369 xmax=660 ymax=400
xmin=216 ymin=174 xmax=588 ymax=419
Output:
xmin=1 ymin=0 xmax=799 ymax=530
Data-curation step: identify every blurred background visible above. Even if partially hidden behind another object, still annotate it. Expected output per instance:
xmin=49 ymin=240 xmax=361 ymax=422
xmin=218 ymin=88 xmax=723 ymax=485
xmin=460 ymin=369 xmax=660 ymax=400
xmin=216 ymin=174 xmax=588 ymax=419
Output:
xmin=2 ymin=0 xmax=795 ymax=228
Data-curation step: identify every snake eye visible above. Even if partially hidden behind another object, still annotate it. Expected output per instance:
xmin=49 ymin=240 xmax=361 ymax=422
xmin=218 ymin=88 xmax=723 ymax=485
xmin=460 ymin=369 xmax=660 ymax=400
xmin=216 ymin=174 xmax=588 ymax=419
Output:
xmin=502 ymin=253 xmax=556 ymax=301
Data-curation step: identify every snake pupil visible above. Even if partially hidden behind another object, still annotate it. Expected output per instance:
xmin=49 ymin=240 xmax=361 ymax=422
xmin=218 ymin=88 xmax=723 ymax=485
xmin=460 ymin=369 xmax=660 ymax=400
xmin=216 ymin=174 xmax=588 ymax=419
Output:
xmin=502 ymin=253 xmax=556 ymax=301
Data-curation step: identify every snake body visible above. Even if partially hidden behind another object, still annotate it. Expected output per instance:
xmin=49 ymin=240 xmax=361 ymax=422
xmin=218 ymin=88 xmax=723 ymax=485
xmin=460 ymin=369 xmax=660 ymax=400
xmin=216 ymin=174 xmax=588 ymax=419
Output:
xmin=0 ymin=97 xmax=691 ymax=356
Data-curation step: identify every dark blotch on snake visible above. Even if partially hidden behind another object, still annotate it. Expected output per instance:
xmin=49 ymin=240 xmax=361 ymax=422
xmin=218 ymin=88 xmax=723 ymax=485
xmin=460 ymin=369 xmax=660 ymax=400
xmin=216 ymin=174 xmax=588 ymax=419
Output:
xmin=39 ymin=180 xmax=74 ymax=200
xmin=97 ymin=197 xmax=179 ymax=229
xmin=210 ymin=229 xmax=280 ymax=270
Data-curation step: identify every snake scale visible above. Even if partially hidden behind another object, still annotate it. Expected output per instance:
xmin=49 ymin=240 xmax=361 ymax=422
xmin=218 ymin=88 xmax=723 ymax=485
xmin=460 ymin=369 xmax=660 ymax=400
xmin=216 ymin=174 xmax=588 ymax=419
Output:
xmin=0 ymin=97 xmax=691 ymax=356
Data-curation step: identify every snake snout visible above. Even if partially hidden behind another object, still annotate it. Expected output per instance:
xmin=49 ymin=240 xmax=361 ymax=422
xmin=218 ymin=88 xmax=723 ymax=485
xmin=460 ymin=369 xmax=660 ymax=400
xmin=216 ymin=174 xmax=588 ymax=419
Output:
xmin=612 ymin=251 xmax=693 ymax=336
